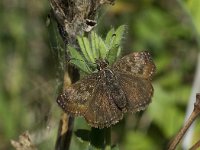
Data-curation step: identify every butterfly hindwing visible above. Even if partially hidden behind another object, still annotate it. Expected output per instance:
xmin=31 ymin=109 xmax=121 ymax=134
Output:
xmin=84 ymin=83 xmax=123 ymax=128
xmin=115 ymin=72 xmax=153 ymax=112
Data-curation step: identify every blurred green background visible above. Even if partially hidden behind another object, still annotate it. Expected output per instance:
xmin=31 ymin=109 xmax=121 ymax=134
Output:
xmin=1 ymin=0 xmax=200 ymax=149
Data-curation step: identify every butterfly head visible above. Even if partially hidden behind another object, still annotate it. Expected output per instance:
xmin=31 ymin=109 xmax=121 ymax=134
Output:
xmin=96 ymin=59 xmax=109 ymax=71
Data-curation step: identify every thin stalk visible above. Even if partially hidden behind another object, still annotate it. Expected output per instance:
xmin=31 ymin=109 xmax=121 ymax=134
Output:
xmin=105 ymin=127 xmax=111 ymax=150
xmin=189 ymin=139 xmax=200 ymax=150
xmin=55 ymin=113 xmax=74 ymax=150
xmin=168 ymin=93 xmax=200 ymax=150
xmin=90 ymin=128 xmax=105 ymax=149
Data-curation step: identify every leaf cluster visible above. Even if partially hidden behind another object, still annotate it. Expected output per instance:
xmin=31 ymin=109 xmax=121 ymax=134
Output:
xmin=68 ymin=25 xmax=126 ymax=74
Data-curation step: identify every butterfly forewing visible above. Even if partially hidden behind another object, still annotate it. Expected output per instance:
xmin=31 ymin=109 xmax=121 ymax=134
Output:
xmin=112 ymin=51 xmax=156 ymax=79
xmin=57 ymin=74 xmax=98 ymax=116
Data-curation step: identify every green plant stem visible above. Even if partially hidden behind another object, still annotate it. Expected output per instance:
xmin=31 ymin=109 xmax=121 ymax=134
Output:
xmin=105 ymin=127 xmax=111 ymax=150
xmin=90 ymin=127 xmax=112 ymax=149
xmin=90 ymin=128 xmax=104 ymax=149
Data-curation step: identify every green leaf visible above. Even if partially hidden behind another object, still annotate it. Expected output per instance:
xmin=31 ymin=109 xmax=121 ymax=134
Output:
xmin=91 ymin=31 xmax=109 ymax=60
xmin=83 ymin=37 xmax=95 ymax=63
xmin=105 ymin=25 xmax=126 ymax=64
xmin=68 ymin=46 xmax=92 ymax=74
xmin=114 ymin=25 xmax=126 ymax=47
xmin=69 ymin=25 xmax=126 ymax=74
xmin=106 ymin=45 xmax=120 ymax=65
xmin=105 ymin=25 xmax=126 ymax=50
xmin=78 ymin=32 xmax=108 ymax=62
xmin=105 ymin=27 xmax=115 ymax=47
xmin=94 ymin=32 xmax=101 ymax=59
xmin=77 ymin=36 xmax=92 ymax=62
xmin=91 ymin=31 xmax=99 ymax=59
xmin=99 ymin=36 xmax=108 ymax=59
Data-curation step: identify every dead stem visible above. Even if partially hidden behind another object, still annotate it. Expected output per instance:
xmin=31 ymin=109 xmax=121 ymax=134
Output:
xmin=189 ymin=139 xmax=200 ymax=150
xmin=55 ymin=113 xmax=74 ymax=150
xmin=168 ymin=93 xmax=200 ymax=150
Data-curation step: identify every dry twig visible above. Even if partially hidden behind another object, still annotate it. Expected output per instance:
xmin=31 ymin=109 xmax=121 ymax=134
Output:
xmin=189 ymin=139 xmax=200 ymax=150
xmin=168 ymin=93 xmax=200 ymax=150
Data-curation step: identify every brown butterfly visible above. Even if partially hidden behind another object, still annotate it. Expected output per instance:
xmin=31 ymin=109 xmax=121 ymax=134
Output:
xmin=57 ymin=51 xmax=156 ymax=128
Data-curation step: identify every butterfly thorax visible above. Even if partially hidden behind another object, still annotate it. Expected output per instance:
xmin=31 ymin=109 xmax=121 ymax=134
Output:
xmin=96 ymin=59 xmax=109 ymax=71
xmin=95 ymin=61 xmax=128 ymax=112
